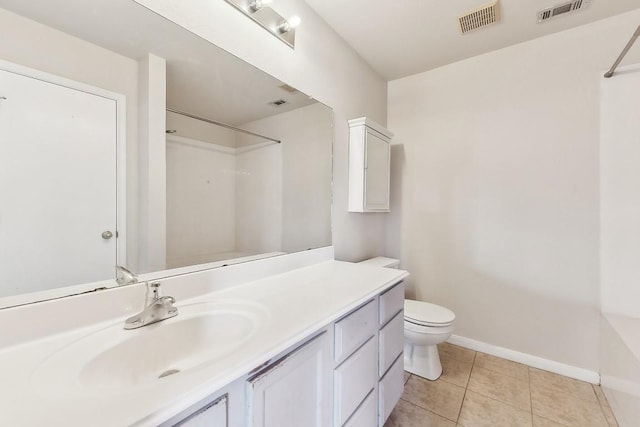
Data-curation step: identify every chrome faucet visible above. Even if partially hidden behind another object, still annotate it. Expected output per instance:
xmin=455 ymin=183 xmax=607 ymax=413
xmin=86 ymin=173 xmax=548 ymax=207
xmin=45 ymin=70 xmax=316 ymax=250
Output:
xmin=116 ymin=265 xmax=138 ymax=286
xmin=124 ymin=282 xmax=178 ymax=329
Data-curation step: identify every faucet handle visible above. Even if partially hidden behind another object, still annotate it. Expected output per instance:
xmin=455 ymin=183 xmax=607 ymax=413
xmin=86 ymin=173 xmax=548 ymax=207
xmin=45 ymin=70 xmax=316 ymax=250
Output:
xmin=149 ymin=281 xmax=162 ymax=299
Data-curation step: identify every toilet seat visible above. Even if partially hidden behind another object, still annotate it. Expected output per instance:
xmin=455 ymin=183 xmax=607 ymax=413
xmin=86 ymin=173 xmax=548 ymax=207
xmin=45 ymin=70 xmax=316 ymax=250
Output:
xmin=404 ymin=300 xmax=455 ymax=327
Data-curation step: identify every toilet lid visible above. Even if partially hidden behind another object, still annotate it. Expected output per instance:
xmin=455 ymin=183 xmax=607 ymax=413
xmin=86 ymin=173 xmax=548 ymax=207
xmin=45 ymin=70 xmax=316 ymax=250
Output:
xmin=404 ymin=299 xmax=455 ymax=326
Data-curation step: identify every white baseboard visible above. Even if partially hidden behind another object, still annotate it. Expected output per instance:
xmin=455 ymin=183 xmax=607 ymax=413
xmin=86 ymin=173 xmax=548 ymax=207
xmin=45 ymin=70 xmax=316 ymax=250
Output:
xmin=447 ymin=335 xmax=600 ymax=384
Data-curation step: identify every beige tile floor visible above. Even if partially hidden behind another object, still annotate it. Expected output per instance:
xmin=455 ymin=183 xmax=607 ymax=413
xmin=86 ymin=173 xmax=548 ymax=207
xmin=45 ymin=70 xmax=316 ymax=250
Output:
xmin=384 ymin=343 xmax=619 ymax=427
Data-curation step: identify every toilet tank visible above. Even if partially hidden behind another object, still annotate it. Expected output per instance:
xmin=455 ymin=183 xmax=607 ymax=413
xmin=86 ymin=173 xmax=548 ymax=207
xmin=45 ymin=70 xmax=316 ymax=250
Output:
xmin=358 ymin=257 xmax=400 ymax=269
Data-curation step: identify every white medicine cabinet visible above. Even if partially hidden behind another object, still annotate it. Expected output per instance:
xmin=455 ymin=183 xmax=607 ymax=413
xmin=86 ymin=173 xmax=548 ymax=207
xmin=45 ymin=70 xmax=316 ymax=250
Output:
xmin=348 ymin=117 xmax=393 ymax=213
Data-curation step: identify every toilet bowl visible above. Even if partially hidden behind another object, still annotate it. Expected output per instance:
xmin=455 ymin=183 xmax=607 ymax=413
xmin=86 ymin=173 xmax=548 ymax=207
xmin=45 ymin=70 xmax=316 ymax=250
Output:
xmin=358 ymin=257 xmax=456 ymax=381
xmin=403 ymin=299 xmax=455 ymax=380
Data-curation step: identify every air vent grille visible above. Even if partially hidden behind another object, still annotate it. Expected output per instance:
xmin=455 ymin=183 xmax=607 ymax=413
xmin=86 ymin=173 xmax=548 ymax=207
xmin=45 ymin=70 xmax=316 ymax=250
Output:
xmin=269 ymin=99 xmax=287 ymax=107
xmin=538 ymin=0 xmax=591 ymax=23
xmin=458 ymin=0 xmax=500 ymax=34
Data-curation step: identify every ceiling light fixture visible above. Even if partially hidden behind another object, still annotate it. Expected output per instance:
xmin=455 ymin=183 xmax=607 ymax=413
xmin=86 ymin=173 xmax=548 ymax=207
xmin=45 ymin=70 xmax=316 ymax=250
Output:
xmin=224 ymin=0 xmax=299 ymax=48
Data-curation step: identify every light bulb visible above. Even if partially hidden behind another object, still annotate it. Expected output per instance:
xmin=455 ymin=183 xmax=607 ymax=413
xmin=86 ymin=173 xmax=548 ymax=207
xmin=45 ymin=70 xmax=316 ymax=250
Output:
xmin=248 ymin=0 xmax=272 ymax=13
xmin=277 ymin=15 xmax=301 ymax=33
xmin=288 ymin=15 xmax=301 ymax=28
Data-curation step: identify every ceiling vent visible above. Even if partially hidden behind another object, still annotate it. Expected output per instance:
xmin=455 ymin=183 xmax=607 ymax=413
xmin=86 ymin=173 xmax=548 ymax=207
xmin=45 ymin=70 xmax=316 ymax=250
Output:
xmin=538 ymin=0 xmax=591 ymax=23
xmin=458 ymin=0 xmax=500 ymax=35
xmin=269 ymin=99 xmax=287 ymax=107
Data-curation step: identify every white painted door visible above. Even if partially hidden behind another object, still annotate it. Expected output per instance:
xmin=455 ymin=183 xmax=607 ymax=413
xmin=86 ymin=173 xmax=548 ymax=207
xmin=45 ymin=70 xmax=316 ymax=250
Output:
xmin=247 ymin=333 xmax=330 ymax=427
xmin=0 ymin=68 xmax=117 ymax=297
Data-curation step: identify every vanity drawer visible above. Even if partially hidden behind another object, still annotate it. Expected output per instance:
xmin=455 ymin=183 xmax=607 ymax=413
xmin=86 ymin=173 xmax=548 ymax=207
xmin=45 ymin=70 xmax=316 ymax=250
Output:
xmin=334 ymin=300 xmax=377 ymax=363
xmin=378 ymin=354 xmax=404 ymax=426
xmin=379 ymin=310 xmax=404 ymax=377
xmin=343 ymin=389 xmax=376 ymax=427
xmin=379 ymin=282 xmax=404 ymax=326
xmin=334 ymin=337 xmax=377 ymax=426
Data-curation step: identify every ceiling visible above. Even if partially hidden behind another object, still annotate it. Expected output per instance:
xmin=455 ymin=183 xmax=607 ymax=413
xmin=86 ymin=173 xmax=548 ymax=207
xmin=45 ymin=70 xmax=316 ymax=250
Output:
xmin=304 ymin=0 xmax=640 ymax=80
xmin=0 ymin=0 xmax=315 ymax=125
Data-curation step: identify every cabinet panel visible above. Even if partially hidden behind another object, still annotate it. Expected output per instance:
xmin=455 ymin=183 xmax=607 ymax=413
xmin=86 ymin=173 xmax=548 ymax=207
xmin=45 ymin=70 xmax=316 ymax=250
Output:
xmin=247 ymin=333 xmax=329 ymax=427
xmin=379 ymin=354 xmax=404 ymax=426
xmin=364 ymin=130 xmax=390 ymax=211
xmin=379 ymin=282 xmax=404 ymax=326
xmin=174 ymin=396 xmax=227 ymax=427
xmin=379 ymin=311 xmax=405 ymax=377
xmin=334 ymin=337 xmax=377 ymax=426
xmin=334 ymin=300 xmax=377 ymax=363
xmin=343 ymin=389 xmax=376 ymax=427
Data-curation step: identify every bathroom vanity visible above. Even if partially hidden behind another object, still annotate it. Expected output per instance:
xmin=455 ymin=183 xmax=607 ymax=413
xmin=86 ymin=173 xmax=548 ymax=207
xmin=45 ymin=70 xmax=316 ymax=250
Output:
xmin=0 ymin=255 xmax=407 ymax=426
xmin=0 ymin=2 xmax=405 ymax=425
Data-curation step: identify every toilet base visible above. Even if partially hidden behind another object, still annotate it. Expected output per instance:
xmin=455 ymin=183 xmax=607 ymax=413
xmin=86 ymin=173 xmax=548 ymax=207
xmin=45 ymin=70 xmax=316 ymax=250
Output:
xmin=403 ymin=343 xmax=442 ymax=380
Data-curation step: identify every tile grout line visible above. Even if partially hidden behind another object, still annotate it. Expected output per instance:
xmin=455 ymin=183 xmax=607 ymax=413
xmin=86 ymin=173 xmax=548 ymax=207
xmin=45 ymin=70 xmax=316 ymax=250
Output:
xmin=593 ymin=384 xmax=618 ymax=427
xmin=528 ymin=367 xmax=534 ymax=426
xmin=455 ymin=349 xmax=477 ymax=424
xmin=398 ymin=387 xmax=462 ymax=425
xmin=474 ymin=352 xmax=531 ymax=381
xmin=463 ymin=364 xmax=533 ymax=414
xmin=535 ymin=414 xmax=575 ymax=427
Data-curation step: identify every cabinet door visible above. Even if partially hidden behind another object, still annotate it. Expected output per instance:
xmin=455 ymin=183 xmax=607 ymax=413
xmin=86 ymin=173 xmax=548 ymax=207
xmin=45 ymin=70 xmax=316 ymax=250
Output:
xmin=364 ymin=130 xmax=390 ymax=211
xmin=247 ymin=333 xmax=330 ymax=427
xmin=174 ymin=395 xmax=227 ymax=427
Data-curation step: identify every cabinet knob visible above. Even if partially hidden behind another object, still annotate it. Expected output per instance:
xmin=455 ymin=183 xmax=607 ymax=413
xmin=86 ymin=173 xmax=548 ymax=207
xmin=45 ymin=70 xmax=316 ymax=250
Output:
xmin=101 ymin=231 xmax=113 ymax=240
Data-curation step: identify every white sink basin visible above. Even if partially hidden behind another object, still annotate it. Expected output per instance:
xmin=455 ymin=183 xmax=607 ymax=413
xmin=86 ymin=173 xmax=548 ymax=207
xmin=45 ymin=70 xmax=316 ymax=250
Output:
xmin=30 ymin=300 xmax=269 ymax=394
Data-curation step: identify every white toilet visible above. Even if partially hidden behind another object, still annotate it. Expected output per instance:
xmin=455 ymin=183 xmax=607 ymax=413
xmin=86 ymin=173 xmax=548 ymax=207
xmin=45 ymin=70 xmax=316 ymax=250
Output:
xmin=358 ymin=257 xmax=456 ymax=380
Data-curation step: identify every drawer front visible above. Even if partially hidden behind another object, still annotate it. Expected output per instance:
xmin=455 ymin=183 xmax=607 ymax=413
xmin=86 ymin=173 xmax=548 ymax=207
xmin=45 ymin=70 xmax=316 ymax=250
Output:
xmin=334 ymin=337 xmax=377 ymax=426
xmin=379 ymin=282 xmax=404 ymax=326
xmin=343 ymin=389 xmax=376 ymax=427
xmin=379 ymin=310 xmax=404 ymax=377
xmin=378 ymin=354 xmax=404 ymax=426
xmin=334 ymin=300 xmax=377 ymax=363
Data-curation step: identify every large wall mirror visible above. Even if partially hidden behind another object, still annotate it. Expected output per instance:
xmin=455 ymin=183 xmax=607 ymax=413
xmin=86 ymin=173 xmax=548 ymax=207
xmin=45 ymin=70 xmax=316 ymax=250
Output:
xmin=0 ymin=0 xmax=332 ymax=307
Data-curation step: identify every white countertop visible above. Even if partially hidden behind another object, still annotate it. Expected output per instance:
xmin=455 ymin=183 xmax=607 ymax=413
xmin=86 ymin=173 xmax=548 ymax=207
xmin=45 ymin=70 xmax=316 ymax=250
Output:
xmin=0 ymin=260 xmax=407 ymax=426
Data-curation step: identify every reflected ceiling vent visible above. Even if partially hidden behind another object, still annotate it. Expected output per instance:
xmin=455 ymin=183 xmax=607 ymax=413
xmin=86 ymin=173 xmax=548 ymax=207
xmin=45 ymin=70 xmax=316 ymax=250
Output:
xmin=458 ymin=0 xmax=500 ymax=35
xmin=269 ymin=99 xmax=287 ymax=107
xmin=538 ymin=0 xmax=591 ymax=23
xmin=279 ymin=84 xmax=298 ymax=93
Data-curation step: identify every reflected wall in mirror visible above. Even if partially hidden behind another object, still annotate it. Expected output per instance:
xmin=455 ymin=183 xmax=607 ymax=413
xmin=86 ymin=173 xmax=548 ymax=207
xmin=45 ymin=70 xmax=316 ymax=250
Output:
xmin=0 ymin=0 xmax=332 ymax=307
xmin=165 ymin=103 xmax=332 ymax=270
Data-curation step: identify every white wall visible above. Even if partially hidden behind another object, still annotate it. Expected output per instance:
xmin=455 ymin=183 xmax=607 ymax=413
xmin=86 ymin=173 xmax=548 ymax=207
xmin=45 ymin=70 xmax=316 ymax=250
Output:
xmin=166 ymin=135 xmax=237 ymax=268
xmin=133 ymin=0 xmax=388 ymax=262
xmin=137 ymin=53 xmax=167 ymax=273
xmin=235 ymin=142 xmax=283 ymax=254
xmin=166 ymin=111 xmax=238 ymax=148
xmin=387 ymin=10 xmax=640 ymax=372
xmin=600 ymin=64 xmax=640 ymax=318
xmin=165 ymin=116 xmax=286 ymax=264
xmin=600 ymin=315 xmax=640 ymax=427
xmin=0 ymin=7 xmax=140 ymax=270
xmin=241 ymin=103 xmax=333 ymax=253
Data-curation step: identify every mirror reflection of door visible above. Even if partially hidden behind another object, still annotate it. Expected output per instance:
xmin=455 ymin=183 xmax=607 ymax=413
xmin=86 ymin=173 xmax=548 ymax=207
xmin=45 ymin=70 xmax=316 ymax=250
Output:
xmin=0 ymin=68 xmax=117 ymax=298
